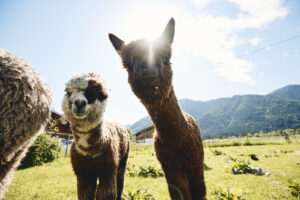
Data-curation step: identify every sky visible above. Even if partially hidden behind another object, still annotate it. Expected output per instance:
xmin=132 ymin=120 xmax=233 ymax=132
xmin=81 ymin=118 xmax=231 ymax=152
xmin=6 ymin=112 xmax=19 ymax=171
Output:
xmin=0 ymin=0 xmax=300 ymax=126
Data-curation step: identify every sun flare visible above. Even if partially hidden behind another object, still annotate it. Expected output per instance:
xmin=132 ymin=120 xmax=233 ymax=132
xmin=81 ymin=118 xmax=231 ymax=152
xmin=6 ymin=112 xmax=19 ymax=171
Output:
xmin=121 ymin=3 xmax=174 ymax=42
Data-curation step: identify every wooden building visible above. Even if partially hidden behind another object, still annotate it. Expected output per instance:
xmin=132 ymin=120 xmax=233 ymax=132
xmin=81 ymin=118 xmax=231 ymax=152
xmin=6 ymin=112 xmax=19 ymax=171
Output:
xmin=48 ymin=111 xmax=72 ymax=140
xmin=135 ymin=125 xmax=155 ymax=143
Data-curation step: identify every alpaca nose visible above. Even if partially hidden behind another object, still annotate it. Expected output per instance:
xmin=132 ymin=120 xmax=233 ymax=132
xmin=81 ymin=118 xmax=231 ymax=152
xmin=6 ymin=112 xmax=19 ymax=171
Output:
xmin=139 ymin=64 xmax=158 ymax=79
xmin=74 ymin=99 xmax=87 ymax=110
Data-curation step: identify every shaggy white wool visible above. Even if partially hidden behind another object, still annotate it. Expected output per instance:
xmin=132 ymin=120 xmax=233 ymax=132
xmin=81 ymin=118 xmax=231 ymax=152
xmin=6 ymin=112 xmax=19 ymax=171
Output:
xmin=62 ymin=73 xmax=109 ymax=133
xmin=62 ymin=91 xmax=108 ymax=133
xmin=65 ymin=73 xmax=109 ymax=95
xmin=70 ymin=92 xmax=90 ymax=119
xmin=62 ymin=73 xmax=110 ymax=157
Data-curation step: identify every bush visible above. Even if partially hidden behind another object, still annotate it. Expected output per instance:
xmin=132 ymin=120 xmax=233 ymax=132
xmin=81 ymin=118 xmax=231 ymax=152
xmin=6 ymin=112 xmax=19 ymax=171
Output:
xmin=232 ymin=141 xmax=242 ymax=146
xmin=230 ymin=159 xmax=252 ymax=174
xmin=212 ymin=149 xmax=224 ymax=155
xmin=212 ymin=188 xmax=245 ymax=200
xmin=122 ymin=189 xmax=156 ymax=200
xmin=127 ymin=129 xmax=136 ymax=141
xmin=225 ymin=157 xmax=252 ymax=174
xmin=243 ymin=139 xmax=252 ymax=146
xmin=127 ymin=165 xmax=164 ymax=178
xmin=226 ymin=157 xmax=269 ymax=175
xmin=225 ymin=156 xmax=238 ymax=162
xmin=204 ymin=163 xmax=212 ymax=170
xmin=19 ymin=133 xmax=61 ymax=169
xmin=287 ymin=180 xmax=300 ymax=198
xmin=280 ymin=150 xmax=294 ymax=154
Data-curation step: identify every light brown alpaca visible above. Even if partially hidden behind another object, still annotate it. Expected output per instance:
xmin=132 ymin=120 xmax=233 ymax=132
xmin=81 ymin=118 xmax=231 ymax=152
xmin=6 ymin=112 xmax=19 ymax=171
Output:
xmin=0 ymin=49 xmax=52 ymax=200
xmin=109 ymin=18 xmax=206 ymax=200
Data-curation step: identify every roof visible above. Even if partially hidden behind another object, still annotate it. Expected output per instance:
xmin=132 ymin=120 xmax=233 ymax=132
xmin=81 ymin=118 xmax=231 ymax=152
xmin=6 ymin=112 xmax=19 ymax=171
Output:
xmin=135 ymin=125 xmax=155 ymax=137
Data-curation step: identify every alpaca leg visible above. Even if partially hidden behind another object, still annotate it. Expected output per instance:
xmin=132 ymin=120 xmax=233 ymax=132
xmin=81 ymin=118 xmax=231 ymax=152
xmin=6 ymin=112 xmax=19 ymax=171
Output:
xmin=162 ymin=166 xmax=191 ymax=200
xmin=96 ymin=169 xmax=117 ymax=200
xmin=186 ymin=168 xmax=206 ymax=200
xmin=0 ymin=161 xmax=17 ymax=200
xmin=116 ymin=153 xmax=129 ymax=200
xmin=0 ymin=148 xmax=27 ymax=200
xmin=77 ymin=174 xmax=97 ymax=200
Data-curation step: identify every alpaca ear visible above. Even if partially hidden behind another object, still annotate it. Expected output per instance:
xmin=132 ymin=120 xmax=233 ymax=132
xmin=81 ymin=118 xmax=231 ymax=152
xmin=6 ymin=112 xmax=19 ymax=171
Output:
xmin=161 ymin=18 xmax=175 ymax=45
xmin=109 ymin=33 xmax=124 ymax=55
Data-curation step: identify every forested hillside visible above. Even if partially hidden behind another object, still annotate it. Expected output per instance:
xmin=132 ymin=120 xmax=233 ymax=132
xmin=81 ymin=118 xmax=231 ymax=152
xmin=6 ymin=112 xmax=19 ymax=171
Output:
xmin=128 ymin=85 xmax=300 ymax=136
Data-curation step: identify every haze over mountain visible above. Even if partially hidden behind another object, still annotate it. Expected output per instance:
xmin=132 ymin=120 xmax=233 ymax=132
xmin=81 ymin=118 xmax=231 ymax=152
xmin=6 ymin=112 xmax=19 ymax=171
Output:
xmin=128 ymin=85 xmax=300 ymax=136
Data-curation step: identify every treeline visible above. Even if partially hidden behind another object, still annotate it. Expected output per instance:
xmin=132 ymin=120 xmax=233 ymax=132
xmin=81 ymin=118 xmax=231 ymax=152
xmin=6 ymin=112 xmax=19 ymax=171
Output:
xmin=198 ymin=95 xmax=300 ymax=136
xmin=203 ymin=128 xmax=300 ymax=140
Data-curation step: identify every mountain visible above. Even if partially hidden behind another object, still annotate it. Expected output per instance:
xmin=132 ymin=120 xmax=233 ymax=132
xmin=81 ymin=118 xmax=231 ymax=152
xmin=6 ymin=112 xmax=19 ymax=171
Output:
xmin=198 ymin=95 xmax=300 ymax=136
xmin=268 ymin=85 xmax=300 ymax=101
xmin=127 ymin=116 xmax=151 ymax=133
xmin=179 ymin=98 xmax=229 ymax=118
xmin=128 ymin=98 xmax=229 ymax=133
xmin=128 ymin=84 xmax=300 ymax=136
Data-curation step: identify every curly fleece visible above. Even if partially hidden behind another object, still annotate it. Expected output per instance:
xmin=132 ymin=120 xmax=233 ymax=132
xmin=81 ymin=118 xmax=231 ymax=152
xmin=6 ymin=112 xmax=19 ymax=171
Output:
xmin=0 ymin=49 xmax=52 ymax=199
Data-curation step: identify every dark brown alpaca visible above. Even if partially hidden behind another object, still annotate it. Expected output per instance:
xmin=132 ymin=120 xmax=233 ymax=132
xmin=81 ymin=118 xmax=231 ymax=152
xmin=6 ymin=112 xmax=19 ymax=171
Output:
xmin=62 ymin=73 xmax=130 ymax=200
xmin=109 ymin=18 xmax=206 ymax=200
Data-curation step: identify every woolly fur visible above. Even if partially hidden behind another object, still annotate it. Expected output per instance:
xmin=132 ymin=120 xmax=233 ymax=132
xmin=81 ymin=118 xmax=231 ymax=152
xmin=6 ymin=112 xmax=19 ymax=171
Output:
xmin=62 ymin=73 xmax=109 ymax=133
xmin=109 ymin=18 xmax=206 ymax=200
xmin=0 ymin=49 xmax=52 ymax=199
xmin=62 ymin=73 xmax=130 ymax=200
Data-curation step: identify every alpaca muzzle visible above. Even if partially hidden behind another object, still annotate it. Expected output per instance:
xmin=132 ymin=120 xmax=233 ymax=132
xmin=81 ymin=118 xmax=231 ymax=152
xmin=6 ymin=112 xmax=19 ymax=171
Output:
xmin=139 ymin=65 xmax=158 ymax=80
xmin=72 ymin=99 xmax=89 ymax=118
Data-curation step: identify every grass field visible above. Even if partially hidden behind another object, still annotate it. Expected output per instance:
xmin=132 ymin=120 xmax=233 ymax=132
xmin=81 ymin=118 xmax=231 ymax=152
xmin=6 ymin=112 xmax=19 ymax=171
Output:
xmin=5 ymin=136 xmax=300 ymax=200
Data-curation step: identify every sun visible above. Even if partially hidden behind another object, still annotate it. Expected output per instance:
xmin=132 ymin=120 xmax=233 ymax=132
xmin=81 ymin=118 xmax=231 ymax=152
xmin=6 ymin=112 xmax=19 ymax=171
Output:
xmin=121 ymin=3 xmax=174 ymax=42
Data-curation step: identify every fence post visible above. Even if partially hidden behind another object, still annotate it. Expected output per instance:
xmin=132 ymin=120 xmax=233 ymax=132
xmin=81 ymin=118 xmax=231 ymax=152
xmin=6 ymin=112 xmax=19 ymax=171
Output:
xmin=65 ymin=133 xmax=70 ymax=157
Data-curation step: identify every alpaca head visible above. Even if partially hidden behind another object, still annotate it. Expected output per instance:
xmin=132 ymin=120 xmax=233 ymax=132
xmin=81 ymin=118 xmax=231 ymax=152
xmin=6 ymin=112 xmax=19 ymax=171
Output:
xmin=62 ymin=73 xmax=109 ymax=132
xmin=109 ymin=18 xmax=175 ymax=105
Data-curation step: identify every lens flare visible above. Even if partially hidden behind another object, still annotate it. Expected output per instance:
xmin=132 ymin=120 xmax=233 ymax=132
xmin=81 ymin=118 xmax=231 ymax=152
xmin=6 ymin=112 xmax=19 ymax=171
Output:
xmin=148 ymin=41 xmax=154 ymax=66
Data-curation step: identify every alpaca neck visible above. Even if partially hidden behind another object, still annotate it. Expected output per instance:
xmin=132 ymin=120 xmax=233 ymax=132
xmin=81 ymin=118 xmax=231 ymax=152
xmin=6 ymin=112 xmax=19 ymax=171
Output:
xmin=71 ymin=116 xmax=102 ymax=133
xmin=145 ymin=87 xmax=186 ymax=140
xmin=71 ymin=121 xmax=107 ymax=158
xmin=71 ymin=120 xmax=102 ymax=135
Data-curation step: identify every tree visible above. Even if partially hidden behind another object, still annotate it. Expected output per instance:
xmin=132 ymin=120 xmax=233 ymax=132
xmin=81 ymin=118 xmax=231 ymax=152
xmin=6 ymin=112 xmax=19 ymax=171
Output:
xmin=285 ymin=129 xmax=298 ymax=143
xmin=279 ymin=129 xmax=291 ymax=143
xmin=127 ymin=129 xmax=136 ymax=141
xmin=254 ymin=133 xmax=260 ymax=137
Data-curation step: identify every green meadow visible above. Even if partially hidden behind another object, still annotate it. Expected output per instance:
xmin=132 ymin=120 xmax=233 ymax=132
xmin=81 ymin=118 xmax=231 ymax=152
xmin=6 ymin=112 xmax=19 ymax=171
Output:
xmin=5 ymin=136 xmax=300 ymax=200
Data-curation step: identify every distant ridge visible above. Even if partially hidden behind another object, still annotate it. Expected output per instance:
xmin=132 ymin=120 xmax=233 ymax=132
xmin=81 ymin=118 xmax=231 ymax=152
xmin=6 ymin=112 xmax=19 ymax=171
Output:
xmin=268 ymin=85 xmax=300 ymax=100
xmin=128 ymin=84 xmax=300 ymax=136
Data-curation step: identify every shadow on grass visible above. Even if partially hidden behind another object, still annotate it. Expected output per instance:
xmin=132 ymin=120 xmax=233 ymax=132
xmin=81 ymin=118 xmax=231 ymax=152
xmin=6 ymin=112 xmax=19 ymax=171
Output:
xmin=205 ymin=141 xmax=283 ymax=148
xmin=204 ymin=163 xmax=212 ymax=171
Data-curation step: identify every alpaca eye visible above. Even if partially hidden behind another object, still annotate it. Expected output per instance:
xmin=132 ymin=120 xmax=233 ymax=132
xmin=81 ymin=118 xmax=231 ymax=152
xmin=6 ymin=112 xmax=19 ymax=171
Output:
xmin=99 ymin=93 xmax=108 ymax=101
xmin=66 ymin=91 xmax=72 ymax=97
xmin=163 ymin=57 xmax=169 ymax=65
